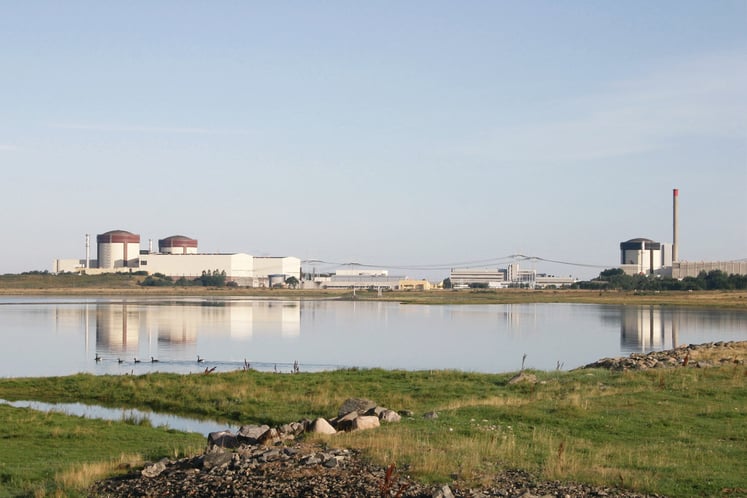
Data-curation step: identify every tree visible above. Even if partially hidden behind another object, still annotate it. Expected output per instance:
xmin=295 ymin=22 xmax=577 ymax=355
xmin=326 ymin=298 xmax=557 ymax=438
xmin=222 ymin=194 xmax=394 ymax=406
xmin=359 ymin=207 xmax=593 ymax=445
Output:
xmin=285 ymin=276 xmax=299 ymax=289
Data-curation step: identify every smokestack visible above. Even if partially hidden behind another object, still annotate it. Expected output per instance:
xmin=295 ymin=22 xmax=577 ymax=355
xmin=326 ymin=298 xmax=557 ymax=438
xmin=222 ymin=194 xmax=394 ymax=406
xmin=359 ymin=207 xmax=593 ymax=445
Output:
xmin=672 ymin=188 xmax=679 ymax=262
xmin=85 ymin=234 xmax=90 ymax=269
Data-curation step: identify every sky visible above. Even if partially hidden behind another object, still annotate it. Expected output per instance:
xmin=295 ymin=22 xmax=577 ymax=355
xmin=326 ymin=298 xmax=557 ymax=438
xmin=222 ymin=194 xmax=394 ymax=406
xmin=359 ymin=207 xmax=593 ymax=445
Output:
xmin=1 ymin=1 xmax=746 ymax=280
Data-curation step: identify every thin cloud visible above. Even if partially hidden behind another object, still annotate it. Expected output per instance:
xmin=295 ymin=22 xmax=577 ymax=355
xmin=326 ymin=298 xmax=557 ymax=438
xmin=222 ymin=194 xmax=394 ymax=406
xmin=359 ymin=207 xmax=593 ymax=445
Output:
xmin=465 ymin=51 xmax=747 ymax=162
xmin=48 ymin=123 xmax=253 ymax=136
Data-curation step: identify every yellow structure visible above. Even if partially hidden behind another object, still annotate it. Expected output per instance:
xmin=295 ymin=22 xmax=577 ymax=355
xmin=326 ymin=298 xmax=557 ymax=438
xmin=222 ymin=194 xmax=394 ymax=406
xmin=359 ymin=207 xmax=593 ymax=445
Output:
xmin=398 ymin=279 xmax=432 ymax=291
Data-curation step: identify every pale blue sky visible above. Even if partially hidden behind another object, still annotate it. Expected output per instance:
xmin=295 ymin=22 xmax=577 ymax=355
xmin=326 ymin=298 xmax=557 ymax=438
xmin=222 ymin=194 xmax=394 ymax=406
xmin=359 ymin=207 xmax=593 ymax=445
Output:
xmin=2 ymin=1 xmax=745 ymax=279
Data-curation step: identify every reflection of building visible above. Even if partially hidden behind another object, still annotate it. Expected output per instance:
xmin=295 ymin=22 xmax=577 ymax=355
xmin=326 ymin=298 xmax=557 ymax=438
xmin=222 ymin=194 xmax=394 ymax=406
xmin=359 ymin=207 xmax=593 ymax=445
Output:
xmin=89 ymin=300 xmax=303 ymax=354
xmin=620 ymin=307 xmax=675 ymax=352
xmin=96 ymin=304 xmax=139 ymax=353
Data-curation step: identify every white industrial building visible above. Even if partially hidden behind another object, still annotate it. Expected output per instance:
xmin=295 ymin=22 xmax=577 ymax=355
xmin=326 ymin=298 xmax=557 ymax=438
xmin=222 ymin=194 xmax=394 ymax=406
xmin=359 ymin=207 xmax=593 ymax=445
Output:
xmin=450 ymin=264 xmax=576 ymax=289
xmin=53 ymin=230 xmax=300 ymax=287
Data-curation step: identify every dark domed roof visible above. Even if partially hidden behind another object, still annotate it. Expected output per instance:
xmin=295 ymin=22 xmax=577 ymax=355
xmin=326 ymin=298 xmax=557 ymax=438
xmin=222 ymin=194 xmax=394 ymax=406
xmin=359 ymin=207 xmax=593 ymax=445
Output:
xmin=97 ymin=230 xmax=140 ymax=243
xmin=624 ymin=237 xmax=655 ymax=243
xmin=159 ymin=235 xmax=198 ymax=247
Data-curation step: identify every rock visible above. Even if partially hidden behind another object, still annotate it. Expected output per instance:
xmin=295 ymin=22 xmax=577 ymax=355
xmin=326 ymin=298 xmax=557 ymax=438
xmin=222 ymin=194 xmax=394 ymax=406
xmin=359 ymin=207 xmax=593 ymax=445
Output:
xmin=423 ymin=411 xmax=439 ymax=419
xmin=365 ymin=405 xmax=388 ymax=417
xmin=432 ymin=484 xmax=455 ymax=498
xmin=351 ymin=415 xmax=380 ymax=431
xmin=202 ymin=450 xmax=232 ymax=470
xmin=258 ymin=427 xmax=281 ymax=445
xmin=508 ymin=372 xmax=538 ymax=385
xmin=238 ymin=424 xmax=270 ymax=443
xmin=380 ymin=409 xmax=402 ymax=423
xmin=338 ymin=397 xmax=377 ymax=417
xmin=398 ymin=409 xmax=414 ymax=417
xmin=333 ymin=411 xmax=359 ymax=431
xmin=308 ymin=417 xmax=337 ymax=435
xmin=141 ymin=458 xmax=168 ymax=478
xmin=207 ymin=430 xmax=240 ymax=449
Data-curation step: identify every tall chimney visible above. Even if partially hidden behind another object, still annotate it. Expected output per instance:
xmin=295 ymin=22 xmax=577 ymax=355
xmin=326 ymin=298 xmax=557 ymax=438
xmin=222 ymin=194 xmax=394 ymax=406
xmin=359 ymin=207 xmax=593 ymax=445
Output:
xmin=672 ymin=188 xmax=679 ymax=263
xmin=85 ymin=234 xmax=90 ymax=269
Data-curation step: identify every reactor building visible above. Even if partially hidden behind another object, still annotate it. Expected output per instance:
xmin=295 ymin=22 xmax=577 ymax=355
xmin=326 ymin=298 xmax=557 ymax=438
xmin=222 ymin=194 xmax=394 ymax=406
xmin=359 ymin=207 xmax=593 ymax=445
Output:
xmin=619 ymin=189 xmax=747 ymax=278
xmin=53 ymin=229 xmax=300 ymax=287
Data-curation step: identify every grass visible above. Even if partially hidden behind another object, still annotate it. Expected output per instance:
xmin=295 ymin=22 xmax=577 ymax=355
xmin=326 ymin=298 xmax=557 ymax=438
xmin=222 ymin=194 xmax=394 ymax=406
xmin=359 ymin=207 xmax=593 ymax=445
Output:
xmin=1 ymin=274 xmax=746 ymax=309
xmin=1 ymin=362 xmax=746 ymax=497
xmin=0 ymin=404 xmax=204 ymax=498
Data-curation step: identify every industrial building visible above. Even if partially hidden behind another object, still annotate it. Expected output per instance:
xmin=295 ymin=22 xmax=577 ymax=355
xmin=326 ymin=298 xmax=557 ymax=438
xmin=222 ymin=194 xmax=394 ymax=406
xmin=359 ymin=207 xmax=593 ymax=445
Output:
xmin=620 ymin=189 xmax=747 ymax=278
xmin=449 ymin=264 xmax=577 ymax=289
xmin=53 ymin=230 xmax=300 ymax=287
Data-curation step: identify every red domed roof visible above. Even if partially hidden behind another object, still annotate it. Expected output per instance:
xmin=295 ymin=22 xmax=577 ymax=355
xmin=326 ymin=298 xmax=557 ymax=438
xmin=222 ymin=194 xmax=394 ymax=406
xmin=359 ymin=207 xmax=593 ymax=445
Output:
xmin=159 ymin=235 xmax=198 ymax=248
xmin=97 ymin=230 xmax=140 ymax=243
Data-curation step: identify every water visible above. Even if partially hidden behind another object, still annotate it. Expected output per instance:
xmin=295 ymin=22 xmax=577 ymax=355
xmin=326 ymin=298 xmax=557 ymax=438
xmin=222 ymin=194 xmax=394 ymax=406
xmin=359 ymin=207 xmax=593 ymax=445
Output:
xmin=0 ymin=296 xmax=745 ymax=378
xmin=0 ymin=398 xmax=238 ymax=435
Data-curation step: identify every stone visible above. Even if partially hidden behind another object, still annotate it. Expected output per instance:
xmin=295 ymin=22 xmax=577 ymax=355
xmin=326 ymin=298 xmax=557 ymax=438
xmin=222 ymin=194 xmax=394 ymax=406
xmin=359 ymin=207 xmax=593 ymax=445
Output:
xmin=423 ymin=411 xmax=439 ymax=419
xmin=338 ymin=397 xmax=377 ymax=417
xmin=207 ymin=430 xmax=240 ymax=449
xmin=141 ymin=458 xmax=168 ymax=478
xmin=258 ymin=428 xmax=281 ymax=446
xmin=398 ymin=409 xmax=414 ymax=417
xmin=238 ymin=424 xmax=270 ymax=443
xmin=308 ymin=417 xmax=336 ymax=435
xmin=365 ymin=405 xmax=388 ymax=417
xmin=202 ymin=450 xmax=232 ymax=470
xmin=380 ymin=409 xmax=402 ymax=423
xmin=333 ymin=411 xmax=359 ymax=431
xmin=432 ymin=484 xmax=455 ymax=498
xmin=351 ymin=415 xmax=380 ymax=431
xmin=508 ymin=372 xmax=538 ymax=385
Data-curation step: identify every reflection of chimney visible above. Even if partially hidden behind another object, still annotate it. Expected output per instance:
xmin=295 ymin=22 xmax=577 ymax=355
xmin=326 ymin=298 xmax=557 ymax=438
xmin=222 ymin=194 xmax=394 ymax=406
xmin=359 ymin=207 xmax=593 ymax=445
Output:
xmin=673 ymin=188 xmax=679 ymax=263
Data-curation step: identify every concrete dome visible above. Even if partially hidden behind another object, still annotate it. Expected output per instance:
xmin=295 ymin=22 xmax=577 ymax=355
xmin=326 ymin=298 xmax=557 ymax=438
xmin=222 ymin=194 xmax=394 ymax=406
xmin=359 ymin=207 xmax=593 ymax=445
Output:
xmin=97 ymin=230 xmax=140 ymax=244
xmin=158 ymin=235 xmax=198 ymax=254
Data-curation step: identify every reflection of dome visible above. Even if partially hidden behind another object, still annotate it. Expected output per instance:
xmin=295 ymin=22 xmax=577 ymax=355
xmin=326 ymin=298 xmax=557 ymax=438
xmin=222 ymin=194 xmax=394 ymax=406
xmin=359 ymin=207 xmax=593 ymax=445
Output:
xmin=159 ymin=235 xmax=198 ymax=254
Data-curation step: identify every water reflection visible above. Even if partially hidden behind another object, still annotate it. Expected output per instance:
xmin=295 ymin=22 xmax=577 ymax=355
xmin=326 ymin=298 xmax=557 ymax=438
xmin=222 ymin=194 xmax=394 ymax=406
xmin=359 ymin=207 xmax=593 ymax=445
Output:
xmin=0 ymin=298 xmax=745 ymax=377
xmin=0 ymin=398 xmax=236 ymax=436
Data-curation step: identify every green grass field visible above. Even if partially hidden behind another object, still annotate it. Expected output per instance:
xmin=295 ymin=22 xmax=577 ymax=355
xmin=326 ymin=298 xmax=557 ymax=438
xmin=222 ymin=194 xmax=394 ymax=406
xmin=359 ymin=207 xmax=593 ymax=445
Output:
xmin=1 ymin=363 xmax=745 ymax=497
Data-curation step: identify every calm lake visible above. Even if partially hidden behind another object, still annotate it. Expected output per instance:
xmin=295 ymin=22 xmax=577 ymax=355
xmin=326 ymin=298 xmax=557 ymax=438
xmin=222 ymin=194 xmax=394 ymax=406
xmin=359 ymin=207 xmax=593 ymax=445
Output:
xmin=1 ymin=296 xmax=745 ymax=378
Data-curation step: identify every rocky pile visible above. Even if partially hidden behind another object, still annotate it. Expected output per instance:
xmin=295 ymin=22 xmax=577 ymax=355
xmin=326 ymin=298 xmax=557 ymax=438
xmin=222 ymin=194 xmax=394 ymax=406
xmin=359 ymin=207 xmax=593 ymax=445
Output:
xmin=583 ymin=340 xmax=746 ymax=371
xmin=89 ymin=396 xmax=666 ymax=497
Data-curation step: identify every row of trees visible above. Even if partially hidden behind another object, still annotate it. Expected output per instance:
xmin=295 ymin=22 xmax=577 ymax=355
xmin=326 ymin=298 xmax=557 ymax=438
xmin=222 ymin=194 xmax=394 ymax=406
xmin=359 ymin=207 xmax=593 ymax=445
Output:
xmin=140 ymin=271 xmax=301 ymax=288
xmin=140 ymin=270 xmax=232 ymax=288
xmin=575 ymin=269 xmax=747 ymax=291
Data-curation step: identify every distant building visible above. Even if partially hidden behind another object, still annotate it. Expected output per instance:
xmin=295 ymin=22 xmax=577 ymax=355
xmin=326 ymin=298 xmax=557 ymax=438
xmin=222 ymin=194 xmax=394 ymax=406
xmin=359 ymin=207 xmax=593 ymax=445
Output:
xmin=53 ymin=229 xmax=300 ymax=287
xmin=619 ymin=238 xmax=673 ymax=275
xmin=449 ymin=264 xmax=576 ymax=289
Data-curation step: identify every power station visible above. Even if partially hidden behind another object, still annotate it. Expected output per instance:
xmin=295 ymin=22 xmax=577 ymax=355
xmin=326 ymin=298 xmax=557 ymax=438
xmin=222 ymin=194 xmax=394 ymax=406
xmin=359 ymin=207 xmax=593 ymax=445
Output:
xmin=53 ymin=230 xmax=300 ymax=287
xmin=619 ymin=189 xmax=747 ymax=277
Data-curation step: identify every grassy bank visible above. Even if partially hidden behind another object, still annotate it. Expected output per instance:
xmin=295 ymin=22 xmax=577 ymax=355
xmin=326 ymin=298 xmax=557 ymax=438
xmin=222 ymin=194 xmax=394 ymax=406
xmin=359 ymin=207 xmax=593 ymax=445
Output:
xmin=0 ymin=404 xmax=204 ymax=498
xmin=1 ymin=359 xmax=745 ymax=497
xmin=1 ymin=273 xmax=746 ymax=309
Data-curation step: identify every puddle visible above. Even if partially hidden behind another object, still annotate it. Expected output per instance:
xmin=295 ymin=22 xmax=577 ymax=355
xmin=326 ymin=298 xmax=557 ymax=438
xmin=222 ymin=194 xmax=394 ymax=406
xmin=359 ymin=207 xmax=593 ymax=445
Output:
xmin=0 ymin=398 xmax=238 ymax=436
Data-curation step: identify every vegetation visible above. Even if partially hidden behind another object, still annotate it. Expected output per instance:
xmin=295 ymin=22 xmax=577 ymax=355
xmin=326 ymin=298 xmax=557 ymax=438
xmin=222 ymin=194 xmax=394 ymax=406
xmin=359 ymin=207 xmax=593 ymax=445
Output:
xmin=577 ymin=268 xmax=747 ymax=291
xmin=0 ymin=359 xmax=745 ymax=497
xmin=0 ymin=403 xmax=203 ymax=497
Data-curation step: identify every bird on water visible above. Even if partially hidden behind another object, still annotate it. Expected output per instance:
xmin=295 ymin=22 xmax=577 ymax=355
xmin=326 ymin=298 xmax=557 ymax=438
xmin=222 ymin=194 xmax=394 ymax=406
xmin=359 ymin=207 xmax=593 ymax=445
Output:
xmin=134 ymin=358 xmax=141 ymax=363
xmin=151 ymin=356 xmax=159 ymax=363
xmin=197 ymin=355 xmax=205 ymax=363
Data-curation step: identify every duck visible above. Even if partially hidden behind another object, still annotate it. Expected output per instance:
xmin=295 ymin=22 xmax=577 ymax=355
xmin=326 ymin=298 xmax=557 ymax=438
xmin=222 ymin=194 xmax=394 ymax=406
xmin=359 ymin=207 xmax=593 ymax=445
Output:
xmin=151 ymin=356 xmax=159 ymax=363
xmin=95 ymin=353 xmax=102 ymax=362
xmin=134 ymin=358 xmax=141 ymax=364
xmin=197 ymin=355 xmax=205 ymax=363
xmin=118 ymin=358 xmax=124 ymax=364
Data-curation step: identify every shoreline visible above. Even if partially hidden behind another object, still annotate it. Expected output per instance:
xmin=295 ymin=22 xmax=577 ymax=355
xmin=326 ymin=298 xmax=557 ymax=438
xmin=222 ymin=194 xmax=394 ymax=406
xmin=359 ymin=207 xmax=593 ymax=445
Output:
xmin=1 ymin=287 xmax=746 ymax=309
